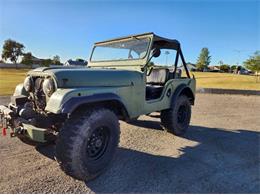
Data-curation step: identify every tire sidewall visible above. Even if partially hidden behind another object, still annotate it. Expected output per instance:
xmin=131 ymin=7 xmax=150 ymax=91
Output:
xmin=172 ymin=95 xmax=191 ymax=135
xmin=70 ymin=109 xmax=119 ymax=179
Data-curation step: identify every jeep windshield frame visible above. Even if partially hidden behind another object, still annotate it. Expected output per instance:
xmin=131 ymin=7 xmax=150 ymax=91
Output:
xmin=88 ymin=32 xmax=190 ymax=78
xmin=88 ymin=33 xmax=154 ymax=68
xmin=90 ymin=37 xmax=150 ymax=62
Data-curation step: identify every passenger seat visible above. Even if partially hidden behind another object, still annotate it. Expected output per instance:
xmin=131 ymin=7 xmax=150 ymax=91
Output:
xmin=146 ymin=68 xmax=169 ymax=100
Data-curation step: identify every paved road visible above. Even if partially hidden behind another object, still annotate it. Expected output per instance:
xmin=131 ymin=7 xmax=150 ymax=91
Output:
xmin=0 ymin=94 xmax=259 ymax=193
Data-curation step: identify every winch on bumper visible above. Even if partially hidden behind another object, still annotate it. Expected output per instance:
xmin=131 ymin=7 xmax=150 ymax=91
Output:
xmin=0 ymin=103 xmax=51 ymax=143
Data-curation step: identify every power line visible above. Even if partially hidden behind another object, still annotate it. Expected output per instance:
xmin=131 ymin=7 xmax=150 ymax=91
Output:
xmin=233 ymin=49 xmax=248 ymax=66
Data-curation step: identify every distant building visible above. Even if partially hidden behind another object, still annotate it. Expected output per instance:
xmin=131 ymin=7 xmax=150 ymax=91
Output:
xmin=64 ymin=59 xmax=88 ymax=66
xmin=178 ymin=63 xmax=197 ymax=71
xmin=186 ymin=63 xmax=197 ymax=71
xmin=208 ymin=66 xmax=220 ymax=72
xmin=235 ymin=66 xmax=252 ymax=75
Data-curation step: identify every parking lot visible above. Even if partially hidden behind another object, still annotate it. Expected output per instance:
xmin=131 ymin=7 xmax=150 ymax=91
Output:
xmin=0 ymin=93 xmax=259 ymax=193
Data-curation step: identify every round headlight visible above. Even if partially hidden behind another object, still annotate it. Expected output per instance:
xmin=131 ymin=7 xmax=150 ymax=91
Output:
xmin=23 ymin=76 xmax=33 ymax=92
xmin=43 ymin=78 xmax=56 ymax=97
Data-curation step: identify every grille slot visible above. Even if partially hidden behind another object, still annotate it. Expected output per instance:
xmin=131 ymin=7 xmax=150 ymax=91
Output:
xmin=31 ymin=77 xmax=46 ymax=111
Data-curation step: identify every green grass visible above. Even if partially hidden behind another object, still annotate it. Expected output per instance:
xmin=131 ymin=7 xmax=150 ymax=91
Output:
xmin=0 ymin=69 xmax=29 ymax=96
xmin=192 ymin=72 xmax=260 ymax=91
xmin=0 ymin=69 xmax=259 ymax=96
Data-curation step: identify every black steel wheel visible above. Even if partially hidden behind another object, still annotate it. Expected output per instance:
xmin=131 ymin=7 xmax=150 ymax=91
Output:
xmin=177 ymin=105 xmax=189 ymax=125
xmin=85 ymin=126 xmax=110 ymax=161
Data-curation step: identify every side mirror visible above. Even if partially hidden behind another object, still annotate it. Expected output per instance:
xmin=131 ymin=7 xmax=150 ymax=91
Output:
xmin=152 ymin=48 xmax=161 ymax=58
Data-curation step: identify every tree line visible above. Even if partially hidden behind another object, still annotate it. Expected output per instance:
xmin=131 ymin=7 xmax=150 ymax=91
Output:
xmin=195 ymin=47 xmax=260 ymax=76
xmin=1 ymin=39 xmax=259 ymax=77
xmin=1 ymin=39 xmax=62 ymax=68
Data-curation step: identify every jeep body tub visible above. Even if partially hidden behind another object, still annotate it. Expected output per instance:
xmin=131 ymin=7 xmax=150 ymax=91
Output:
xmin=0 ymin=32 xmax=195 ymax=181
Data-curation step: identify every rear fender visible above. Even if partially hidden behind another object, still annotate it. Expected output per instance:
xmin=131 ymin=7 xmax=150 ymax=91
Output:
xmin=171 ymin=84 xmax=195 ymax=106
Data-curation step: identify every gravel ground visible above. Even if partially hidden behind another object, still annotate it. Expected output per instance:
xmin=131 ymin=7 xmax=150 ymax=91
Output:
xmin=0 ymin=94 xmax=259 ymax=193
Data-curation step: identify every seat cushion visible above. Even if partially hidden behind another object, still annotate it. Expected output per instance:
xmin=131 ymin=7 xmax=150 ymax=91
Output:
xmin=146 ymin=68 xmax=169 ymax=85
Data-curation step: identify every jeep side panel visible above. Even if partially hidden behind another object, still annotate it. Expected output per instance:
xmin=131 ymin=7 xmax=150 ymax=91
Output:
xmin=45 ymin=85 xmax=145 ymax=118
xmin=143 ymin=78 xmax=196 ymax=114
xmin=45 ymin=77 xmax=195 ymax=119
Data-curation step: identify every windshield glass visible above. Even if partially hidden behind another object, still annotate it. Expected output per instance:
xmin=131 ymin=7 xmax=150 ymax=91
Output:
xmin=91 ymin=37 xmax=150 ymax=62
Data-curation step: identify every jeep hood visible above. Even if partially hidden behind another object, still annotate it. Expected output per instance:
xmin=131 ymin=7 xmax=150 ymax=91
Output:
xmin=29 ymin=67 xmax=143 ymax=88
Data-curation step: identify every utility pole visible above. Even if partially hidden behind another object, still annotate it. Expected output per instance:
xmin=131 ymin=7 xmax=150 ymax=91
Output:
xmin=233 ymin=49 xmax=247 ymax=66
xmin=165 ymin=51 xmax=170 ymax=66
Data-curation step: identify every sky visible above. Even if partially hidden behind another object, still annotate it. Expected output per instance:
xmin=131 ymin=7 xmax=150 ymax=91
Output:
xmin=0 ymin=0 xmax=259 ymax=65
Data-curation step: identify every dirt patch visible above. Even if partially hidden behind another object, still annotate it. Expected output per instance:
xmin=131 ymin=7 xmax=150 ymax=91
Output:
xmin=0 ymin=94 xmax=259 ymax=193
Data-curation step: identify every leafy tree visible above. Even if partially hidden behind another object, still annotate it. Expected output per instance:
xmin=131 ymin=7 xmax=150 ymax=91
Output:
xmin=76 ymin=58 xmax=85 ymax=62
xmin=244 ymin=51 xmax=260 ymax=82
xmin=52 ymin=55 xmax=61 ymax=65
xmin=75 ymin=58 xmax=88 ymax=66
xmin=41 ymin=59 xmax=52 ymax=67
xmin=196 ymin=48 xmax=211 ymax=71
xmin=1 ymin=39 xmax=24 ymax=68
xmin=231 ymin=65 xmax=237 ymax=71
xmin=219 ymin=64 xmax=230 ymax=73
xmin=21 ymin=52 xmax=33 ymax=68
xmin=148 ymin=61 xmax=155 ymax=66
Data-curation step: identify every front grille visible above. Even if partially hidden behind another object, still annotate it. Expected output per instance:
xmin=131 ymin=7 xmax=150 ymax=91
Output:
xmin=31 ymin=77 xmax=46 ymax=111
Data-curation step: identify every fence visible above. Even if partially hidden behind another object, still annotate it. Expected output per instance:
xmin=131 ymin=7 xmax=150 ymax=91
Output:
xmin=0 ymin=63 xmax=61 ymax=69
xmin=0 ymin=63 xmax=39 ymax=69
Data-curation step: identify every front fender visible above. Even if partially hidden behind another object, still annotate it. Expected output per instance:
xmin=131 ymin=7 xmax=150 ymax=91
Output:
xmin=45 ymin=88 xmax=129 ymax=115
xmin=60 ymin=93 xmax=125 ymax=114
xmin=45 ymin=88 xmax=76 ymax=114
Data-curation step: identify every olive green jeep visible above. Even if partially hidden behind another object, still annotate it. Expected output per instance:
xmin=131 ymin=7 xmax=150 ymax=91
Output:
xmin=0 ymin=32 xmax=196 ymax=181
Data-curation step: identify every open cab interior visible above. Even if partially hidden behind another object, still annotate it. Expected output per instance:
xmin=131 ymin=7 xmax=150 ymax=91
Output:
xmin=145 ymin=40 xmax=191 ymax=101
xmin=88 ymin=32 xmax=192 ymax=101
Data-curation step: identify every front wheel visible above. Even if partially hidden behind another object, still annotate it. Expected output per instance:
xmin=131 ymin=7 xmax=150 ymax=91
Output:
xmin=55 ymin=108 xmax=120 ymax=181
xmin=160 ymin=95 xmax=191 ymax=135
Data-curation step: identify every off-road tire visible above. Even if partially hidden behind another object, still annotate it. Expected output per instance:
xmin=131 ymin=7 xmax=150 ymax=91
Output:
xmin=160 ymin=95 xmax=191 ymax=135
xmin=55 ymin=108 xmax=120 ymax=181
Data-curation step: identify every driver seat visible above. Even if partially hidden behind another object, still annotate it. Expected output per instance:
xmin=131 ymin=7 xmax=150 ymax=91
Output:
xmin=146 ymin=68 xmax=169 ymax=100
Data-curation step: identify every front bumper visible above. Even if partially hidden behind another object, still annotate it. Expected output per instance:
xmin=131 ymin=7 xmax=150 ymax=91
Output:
xmin=0 ymin=105 xmax=49 ymax=143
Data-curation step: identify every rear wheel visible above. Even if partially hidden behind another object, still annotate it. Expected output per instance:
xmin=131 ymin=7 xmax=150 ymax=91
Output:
xmin=55 ymin=108 xmax=120 ymax=181
xmin=160 ymin=95 xmax=191 ymax=135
